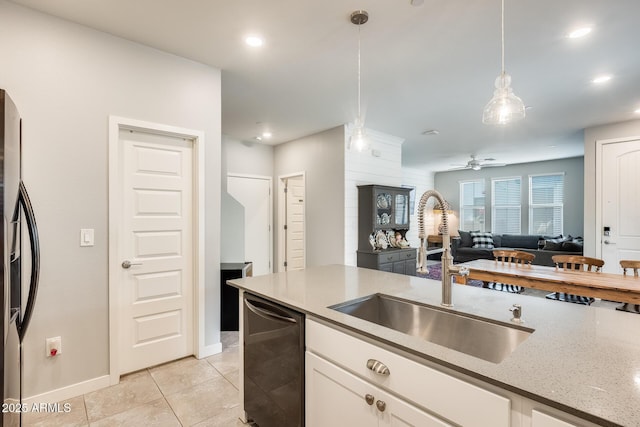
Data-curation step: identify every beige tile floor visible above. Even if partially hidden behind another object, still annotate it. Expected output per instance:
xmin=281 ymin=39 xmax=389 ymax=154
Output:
xmin=23 ymin=332 xmax=245 ymax=427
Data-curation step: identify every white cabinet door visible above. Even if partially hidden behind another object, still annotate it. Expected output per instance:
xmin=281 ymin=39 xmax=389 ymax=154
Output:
xmin=383 ymin=393 xmax=452 ymax=427
xmin=306 ymin=352 xmax=378 ymax=427
xmin=532 ymin=410 xmax=578 ymax=427
xmin=306 ymin=352 xmax=452 ymax=427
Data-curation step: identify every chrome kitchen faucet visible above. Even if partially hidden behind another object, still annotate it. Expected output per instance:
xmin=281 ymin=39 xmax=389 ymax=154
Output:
xmin=417 ymin=189 xmax=468 ymax=307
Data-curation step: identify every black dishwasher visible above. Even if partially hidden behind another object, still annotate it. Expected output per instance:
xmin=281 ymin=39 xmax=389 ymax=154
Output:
xmin=243 ymin=293 xmax=304 ymax=427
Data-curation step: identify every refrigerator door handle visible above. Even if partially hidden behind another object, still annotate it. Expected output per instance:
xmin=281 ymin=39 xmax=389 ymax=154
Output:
xmin=15 ymin=181 xmax=40 ymax=342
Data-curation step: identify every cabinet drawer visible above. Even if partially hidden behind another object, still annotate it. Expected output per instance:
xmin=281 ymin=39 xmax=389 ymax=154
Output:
xmin=379 ymin=252 xmax=401 ymax=263
xmin=402 ymin=250 xmax=416 ymax=260
xmin=532 ymin=410 xmax=578 ymax=427
xmin=307 ymin=319 xmax=510 ymax=427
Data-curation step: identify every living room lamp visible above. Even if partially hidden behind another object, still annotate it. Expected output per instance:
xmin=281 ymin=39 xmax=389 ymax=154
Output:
xmin=348 ymin=10 xmax=370 ymax=152
xmin=482 ymin=0 xmax=525 ymax=125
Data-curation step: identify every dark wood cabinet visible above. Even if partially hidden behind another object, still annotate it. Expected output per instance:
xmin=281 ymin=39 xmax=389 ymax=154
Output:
xmin=357 ymin=185 xmax=416 ymax=276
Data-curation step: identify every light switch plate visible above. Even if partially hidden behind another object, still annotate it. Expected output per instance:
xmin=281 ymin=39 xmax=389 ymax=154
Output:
xmin=80 ymin=229 xmax=94 ymax=247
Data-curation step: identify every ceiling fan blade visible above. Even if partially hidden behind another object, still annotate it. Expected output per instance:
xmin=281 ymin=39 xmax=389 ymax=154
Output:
xmin=481 ymin=163 xmax=507 ymax=168
xmin=447 ymin=165 xmax=470 ymax=171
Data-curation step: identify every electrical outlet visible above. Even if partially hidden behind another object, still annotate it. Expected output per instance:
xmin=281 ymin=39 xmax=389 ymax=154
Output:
xmin=46 ymin=336 xmax=62 ymax=357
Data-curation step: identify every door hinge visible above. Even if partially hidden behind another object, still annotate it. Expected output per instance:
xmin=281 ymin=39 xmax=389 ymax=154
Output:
xmin=284 ymin=224 xmax=288 ymax=230
xmin=284 ymin=261 xmax=288 ymax=267
xmin=284 ymin=187 xmax=288 ymax=193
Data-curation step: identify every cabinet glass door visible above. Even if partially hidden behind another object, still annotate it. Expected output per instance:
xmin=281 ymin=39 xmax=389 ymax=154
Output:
xmin=375 ymin=192 xmax=393 ymax=227
xmin=395 ymin=194 xmax=408 ymax=226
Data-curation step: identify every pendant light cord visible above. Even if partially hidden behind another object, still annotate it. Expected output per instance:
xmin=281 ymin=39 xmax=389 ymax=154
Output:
xmin=501 ymin=0 xmax=505 ymax=78
xmin=357 ymin=23 xmax=362 ymax=120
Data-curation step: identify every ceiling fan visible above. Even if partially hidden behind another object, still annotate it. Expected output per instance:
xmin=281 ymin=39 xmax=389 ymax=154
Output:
xmin=449 ymin=155 xmax=506 ymax=171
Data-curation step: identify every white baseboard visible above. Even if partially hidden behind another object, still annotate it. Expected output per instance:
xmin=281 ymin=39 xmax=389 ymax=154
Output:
xmin=23 ymin=375 xmax=111 ymax=405
xmin=197 ymin=342 xmax=222 ymax=359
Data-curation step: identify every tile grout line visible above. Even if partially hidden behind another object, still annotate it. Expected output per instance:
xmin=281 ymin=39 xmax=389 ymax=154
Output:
xmin=147 ymin=366 xmax=185 ymax=426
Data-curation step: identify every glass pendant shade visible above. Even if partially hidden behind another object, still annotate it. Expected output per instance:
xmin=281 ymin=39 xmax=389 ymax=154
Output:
xmin=350 ymin=118 xmax=369 ymax=152
xmin=482 ymin=73 xmax=525 ymax=125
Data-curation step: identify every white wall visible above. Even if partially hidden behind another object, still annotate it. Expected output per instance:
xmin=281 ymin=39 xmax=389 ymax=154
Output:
xmin=274 ymin=127 xmax=345 ymax=268
xmin=584 ymin=119 xmax=640 ymax=257
xmin=0 ymin=1 xmax=221 ymax=398
xmin=434 ymin=157 xmax=585 ymax=237
xmin=344 ymin=125 xmax=405 ymax=265
xmin=221 ymin=136 xmax=274 ymax=263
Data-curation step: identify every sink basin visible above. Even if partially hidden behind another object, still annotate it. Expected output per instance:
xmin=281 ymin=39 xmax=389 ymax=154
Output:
xmin=330 ymin=294 xmax=534 ymax=363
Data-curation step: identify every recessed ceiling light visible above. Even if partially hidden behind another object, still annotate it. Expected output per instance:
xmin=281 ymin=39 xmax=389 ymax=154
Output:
xmin=568 ymin=27 xmax=592 ymax=39
xmin=262 ymin=132 xmax=272 ymax=139
xmin=254 ymin=136 xmax=263 ymax=141
xmin=421 ymin=129 xmax=440 ymax=136
xmin=591 ymin=74 xmax=612 ymax=84
xmin=245 ymin=36 xmax=264 ymax=47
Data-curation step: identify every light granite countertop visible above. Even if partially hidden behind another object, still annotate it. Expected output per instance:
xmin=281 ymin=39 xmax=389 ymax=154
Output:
xmin=228 ymin=264 xmax=640 ymax=427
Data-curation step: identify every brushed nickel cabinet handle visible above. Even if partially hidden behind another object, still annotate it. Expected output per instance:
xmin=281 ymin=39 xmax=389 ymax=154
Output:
xmin=376 ymin=400 xmax=387 ymax=412
xmin=366 ymin=359 xmax=390 ymax=376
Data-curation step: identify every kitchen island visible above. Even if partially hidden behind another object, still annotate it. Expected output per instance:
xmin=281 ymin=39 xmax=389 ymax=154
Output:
xmin=228 ymin=264 xmax=640 ymax=427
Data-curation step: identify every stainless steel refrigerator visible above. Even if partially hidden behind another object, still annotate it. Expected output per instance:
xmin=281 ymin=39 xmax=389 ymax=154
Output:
xmin=1 ymin=89 xmax=40 ymax=427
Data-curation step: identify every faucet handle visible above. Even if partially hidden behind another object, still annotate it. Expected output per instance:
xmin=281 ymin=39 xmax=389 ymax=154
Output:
xmin=509 ymin=304 xmax=523 ymax=323
xmin=448 ymin=265 xmax=469 ymax=276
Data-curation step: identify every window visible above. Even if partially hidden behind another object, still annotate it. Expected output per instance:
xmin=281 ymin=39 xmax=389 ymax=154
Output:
xmin=529 ymin=173 xmax=564 ymax=235
xmin=492 ymin=177 xmax=521 ymax=234
xmin=459 ymin=180 xmax=485 ymax=231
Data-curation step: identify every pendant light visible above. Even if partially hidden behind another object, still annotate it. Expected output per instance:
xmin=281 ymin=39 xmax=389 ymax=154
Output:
xmin=349 ymin=10 xmax=370 ymax=151
xmin=482 ymin=0 xmax=525 ymax=125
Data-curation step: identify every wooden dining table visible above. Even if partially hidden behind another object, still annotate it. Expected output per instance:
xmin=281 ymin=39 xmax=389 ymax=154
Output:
xmin=457 ymin=259 xmax=640 ymax=305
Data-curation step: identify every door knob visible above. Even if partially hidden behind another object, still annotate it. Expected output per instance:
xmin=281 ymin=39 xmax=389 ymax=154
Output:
xmin=603 ymin=240 xmax=616 ymax=245
xmin=121 ymin=260 xmax=142 ymax=269
xmin=376 ymin=400 xmax=386 ymax=412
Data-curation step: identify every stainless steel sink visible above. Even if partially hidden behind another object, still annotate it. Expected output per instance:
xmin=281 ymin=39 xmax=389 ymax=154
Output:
xmin=330 ymin=294 xmax=534 ymax=363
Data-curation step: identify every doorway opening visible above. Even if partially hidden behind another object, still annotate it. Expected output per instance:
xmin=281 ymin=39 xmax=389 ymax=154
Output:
xmin=278 ymin=173 xmax=306 ymax=272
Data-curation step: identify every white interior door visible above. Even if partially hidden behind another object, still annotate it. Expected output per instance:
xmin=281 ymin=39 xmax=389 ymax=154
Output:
xmin=227 ymin=175 xmax=272 ymax=276
xmin=285 ymin=175 xmax=305 ymax=271
xmin=118 ymin=129 xmax=194 ymax=374
xmin=599 ymin=138 xmax=640 ymax=273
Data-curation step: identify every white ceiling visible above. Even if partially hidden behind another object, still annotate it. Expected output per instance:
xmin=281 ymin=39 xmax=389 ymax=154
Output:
xmin=11 ymin=0 xmax=640 ymax=171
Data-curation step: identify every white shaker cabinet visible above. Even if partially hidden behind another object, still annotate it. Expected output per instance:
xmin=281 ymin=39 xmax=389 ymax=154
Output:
xmin=531 ymin=410 xmax=579 ymax=427
xmin=306 ymin=352 xmax=452 ymax=427
xmin=306 ymin=318 xmax=510 ymax=427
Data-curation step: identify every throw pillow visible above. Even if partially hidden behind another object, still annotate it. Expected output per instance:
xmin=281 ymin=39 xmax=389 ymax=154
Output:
xmin=458 ymin=230 xmax=476 ymax=248
xmin=471 ymin=232 xmax=494 ymax=249
xmin=542 ymin=240 xmax=563 ymax=251
xmin=542 ymin=236 xmax=567 ymax=251
xmin=562 ymin=241 xmax=584 ymax=252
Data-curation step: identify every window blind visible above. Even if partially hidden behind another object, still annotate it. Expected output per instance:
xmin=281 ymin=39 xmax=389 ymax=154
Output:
xmin=459 ymin=180 xmax=485 ymax=231
xmin=492 ymin=178 xmax=521 ymax=234
xmin=529 ymin=174 xmax=564 ymax=235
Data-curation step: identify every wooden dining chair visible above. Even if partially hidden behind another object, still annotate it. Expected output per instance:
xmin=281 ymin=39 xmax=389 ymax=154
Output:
xmin=546 ymin=255 xmax=605 ymax=305
xmin=485 ymin=250 xmax=535 ymax=293
xmin=616 ymin=260 xmax=640 ymax=313
xmin=493 ymin=250 xmax=535 ymax=265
